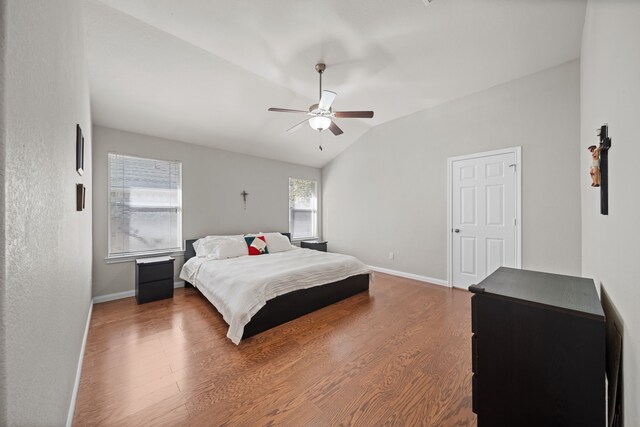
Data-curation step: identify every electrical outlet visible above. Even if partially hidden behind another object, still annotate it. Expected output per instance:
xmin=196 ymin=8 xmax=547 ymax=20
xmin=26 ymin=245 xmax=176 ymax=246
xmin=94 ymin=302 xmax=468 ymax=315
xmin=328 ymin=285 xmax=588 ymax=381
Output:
xmin=388 ymin=252 xmax=394 ymax=260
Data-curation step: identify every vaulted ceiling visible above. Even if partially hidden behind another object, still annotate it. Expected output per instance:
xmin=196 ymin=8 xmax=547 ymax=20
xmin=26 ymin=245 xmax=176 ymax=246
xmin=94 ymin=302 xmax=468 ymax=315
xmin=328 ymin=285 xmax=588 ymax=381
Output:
xmin=84 ymin=0 xmax=586 ymax=167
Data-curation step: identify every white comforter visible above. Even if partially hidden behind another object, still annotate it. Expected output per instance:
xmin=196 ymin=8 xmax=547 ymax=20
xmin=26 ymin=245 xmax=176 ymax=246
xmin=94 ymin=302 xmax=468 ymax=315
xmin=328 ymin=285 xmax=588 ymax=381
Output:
xmin=180 ymin=248 xmax=372 ymax=344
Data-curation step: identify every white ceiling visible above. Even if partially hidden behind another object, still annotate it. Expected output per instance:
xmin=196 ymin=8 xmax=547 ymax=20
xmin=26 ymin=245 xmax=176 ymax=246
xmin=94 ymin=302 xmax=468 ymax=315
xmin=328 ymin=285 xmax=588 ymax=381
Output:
xmin=84 ymin=0 xmax=586 ymax=168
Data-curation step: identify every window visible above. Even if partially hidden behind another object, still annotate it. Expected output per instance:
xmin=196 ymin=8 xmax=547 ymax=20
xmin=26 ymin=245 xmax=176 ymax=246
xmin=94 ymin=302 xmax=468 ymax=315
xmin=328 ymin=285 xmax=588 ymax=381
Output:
xmin=108 ymin=153 xmax=182 ymax=258
xmin=289 ymin=177 xmax=318 ymax=240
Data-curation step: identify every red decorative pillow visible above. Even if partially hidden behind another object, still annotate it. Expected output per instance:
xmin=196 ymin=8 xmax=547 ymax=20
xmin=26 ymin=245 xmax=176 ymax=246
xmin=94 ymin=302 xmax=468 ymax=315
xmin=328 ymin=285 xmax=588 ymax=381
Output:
xmin=244 ymin=235 xmax=269 ymax=255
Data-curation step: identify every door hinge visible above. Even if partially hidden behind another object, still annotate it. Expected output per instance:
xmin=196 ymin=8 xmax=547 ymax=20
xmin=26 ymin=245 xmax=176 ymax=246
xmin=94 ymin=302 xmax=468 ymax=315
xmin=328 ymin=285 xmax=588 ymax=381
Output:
xmin=513 ymin=218 xmax=517 ymax=226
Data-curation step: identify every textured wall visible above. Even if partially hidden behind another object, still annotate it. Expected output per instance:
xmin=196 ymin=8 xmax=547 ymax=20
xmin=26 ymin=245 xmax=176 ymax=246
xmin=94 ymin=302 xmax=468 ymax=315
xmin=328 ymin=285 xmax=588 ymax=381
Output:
xmin=92 ymin=126 xmax=321 ymax=297
xmin=0 ymin=0 xmax=6 ymax=421
xmin=323 ymin=61 xmax=582 ymax=283
xmin=581 ymin=1 xmax=640 ymax=423
xmin=4 ymin=0 xmax=92 ymax=425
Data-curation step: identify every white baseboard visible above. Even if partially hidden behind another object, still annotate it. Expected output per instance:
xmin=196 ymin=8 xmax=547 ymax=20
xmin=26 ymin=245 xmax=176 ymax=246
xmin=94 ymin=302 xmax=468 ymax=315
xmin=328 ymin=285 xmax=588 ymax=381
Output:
xmin=92 ymin=289 xmax=134 ymax=304
xmin=66 ymin=301 xmax=92 ymax=427
xmin=93 ymin=280 xmax=185 ymax=304
xmin=367 ymin=265 xmax=450 ymax=288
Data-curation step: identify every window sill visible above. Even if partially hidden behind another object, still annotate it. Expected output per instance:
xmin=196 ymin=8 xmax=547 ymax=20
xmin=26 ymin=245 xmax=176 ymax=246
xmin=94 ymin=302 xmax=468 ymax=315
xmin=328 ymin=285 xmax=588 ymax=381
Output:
xmin=105 ymin=250 xmax=185 ymax=264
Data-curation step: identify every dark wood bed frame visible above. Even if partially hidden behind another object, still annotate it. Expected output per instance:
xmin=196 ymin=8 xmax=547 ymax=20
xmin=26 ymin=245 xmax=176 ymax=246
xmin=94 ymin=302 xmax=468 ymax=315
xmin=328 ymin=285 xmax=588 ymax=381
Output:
xmin=184 ymin=233 xmax=370 ymax=340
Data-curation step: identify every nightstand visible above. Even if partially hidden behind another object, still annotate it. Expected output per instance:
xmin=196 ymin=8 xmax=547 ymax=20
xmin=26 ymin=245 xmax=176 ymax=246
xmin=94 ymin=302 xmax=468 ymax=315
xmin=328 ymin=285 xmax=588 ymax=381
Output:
xmin=300 ymin=240 xmax=328 ymax=252
xmin=135 ymin=256 xmax=175 ymax=304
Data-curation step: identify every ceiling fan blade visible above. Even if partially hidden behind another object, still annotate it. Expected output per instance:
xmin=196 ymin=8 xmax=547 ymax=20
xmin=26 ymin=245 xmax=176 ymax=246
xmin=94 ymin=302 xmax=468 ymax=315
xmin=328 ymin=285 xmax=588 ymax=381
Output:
xmin=286 ymin=118 xmax=310 ymax=133
xmin=328 ymin=121 xmax=343 ymax=136
xmin=318 ymin=90 xmax=337 ymax=111
xmin=268 ymin=107 xmax=308 ymax=114
xmin=334 ymin=111 xmax=374 ymax=118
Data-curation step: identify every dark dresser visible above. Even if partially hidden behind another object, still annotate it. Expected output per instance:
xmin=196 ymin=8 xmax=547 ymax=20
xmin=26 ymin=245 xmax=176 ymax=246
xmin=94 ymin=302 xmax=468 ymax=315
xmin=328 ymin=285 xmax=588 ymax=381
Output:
xmin=135 ymin=257 xmax=175 ymax=304
xmin=469 ymin=267 xmax=605 ymax=427
xmin=300 ymin=240 xmax=327 ymax=252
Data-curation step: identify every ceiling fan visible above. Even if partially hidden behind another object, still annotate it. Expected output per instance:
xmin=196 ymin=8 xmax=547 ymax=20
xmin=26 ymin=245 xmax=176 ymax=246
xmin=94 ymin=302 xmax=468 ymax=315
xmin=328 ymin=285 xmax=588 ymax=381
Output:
xmin=268 ymin=63 xmax=374 ymax=137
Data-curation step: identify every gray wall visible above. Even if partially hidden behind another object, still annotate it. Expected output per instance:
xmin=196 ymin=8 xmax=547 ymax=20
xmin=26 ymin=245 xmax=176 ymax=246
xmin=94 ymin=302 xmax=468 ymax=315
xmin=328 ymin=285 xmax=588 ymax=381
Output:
xmin=92 ymin=126 xmax=321 ymax=297
xmin=322 ymin=60 xmax=582 ymax=283
xmin=0 ymin=0 xmax=6 ymax=421
xmin=3 ymin=0 xmax=93 ymax=425
xmin=581 ymin=1 xmax=640 ymax=423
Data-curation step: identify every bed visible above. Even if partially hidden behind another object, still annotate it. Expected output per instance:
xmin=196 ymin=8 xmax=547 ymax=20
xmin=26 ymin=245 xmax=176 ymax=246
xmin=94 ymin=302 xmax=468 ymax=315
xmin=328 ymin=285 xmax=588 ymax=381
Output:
xmin=181 ymin=233 xmax=371 ymax=343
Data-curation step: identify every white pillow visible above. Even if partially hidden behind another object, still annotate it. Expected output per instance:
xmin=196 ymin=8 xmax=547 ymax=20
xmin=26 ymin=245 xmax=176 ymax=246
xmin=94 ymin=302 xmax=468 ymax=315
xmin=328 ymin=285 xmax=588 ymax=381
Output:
xmin=193 ymin=235 xmax=243 ymax=257
xmin=262 ymin=232 xmax=295 ymax=253
xmin=209 ymin=237 xmax=248 ymax=259
xmin=193 ymin=238 xmax=209 ymax=257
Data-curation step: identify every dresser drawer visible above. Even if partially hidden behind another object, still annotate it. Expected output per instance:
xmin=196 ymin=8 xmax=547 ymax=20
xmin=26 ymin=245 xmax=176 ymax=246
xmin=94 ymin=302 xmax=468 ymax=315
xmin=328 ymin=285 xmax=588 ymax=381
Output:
xmin=300 ymin=241 xmax=328 ymax=252
xmin=472 ymin=374 xmax=478 ymax=414
xmin=136 ymin=278 xmax=173 ymax=304
xmin=138 ymin=261 xmax=173 ymax=283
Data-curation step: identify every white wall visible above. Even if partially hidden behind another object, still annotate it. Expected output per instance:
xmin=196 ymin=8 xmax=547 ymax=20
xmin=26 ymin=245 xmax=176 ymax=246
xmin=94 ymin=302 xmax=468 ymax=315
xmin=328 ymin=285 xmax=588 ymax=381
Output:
xmin=3 ymin=0 xmax=93 ymax=425
xmin=323 ymin=61 xmax=582 ymax=283
xmin=92 ymin=126 xmax=321 ymax=297
xmin=581 ymin=1 xmax=640 ymax=423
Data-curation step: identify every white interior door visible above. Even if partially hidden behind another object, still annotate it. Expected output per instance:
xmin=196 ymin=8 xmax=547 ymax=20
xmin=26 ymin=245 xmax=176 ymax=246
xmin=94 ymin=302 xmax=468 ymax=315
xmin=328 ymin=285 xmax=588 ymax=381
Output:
xmin=451 ymin=151 xmax=518 ymax=288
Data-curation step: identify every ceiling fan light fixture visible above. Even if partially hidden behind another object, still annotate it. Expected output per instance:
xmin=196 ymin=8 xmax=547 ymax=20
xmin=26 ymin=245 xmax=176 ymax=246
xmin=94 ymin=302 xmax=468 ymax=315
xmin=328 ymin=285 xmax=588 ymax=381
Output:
xmin=308 ymin=116 xmax=331 ymax=131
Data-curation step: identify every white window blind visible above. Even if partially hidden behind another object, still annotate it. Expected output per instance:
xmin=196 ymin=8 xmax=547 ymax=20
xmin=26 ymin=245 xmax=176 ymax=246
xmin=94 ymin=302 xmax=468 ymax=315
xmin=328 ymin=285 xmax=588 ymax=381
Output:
xmin=108 ymin=153 xmax=182 ymax=258
xmin=289 ymin=177 xmax=318 ymax=240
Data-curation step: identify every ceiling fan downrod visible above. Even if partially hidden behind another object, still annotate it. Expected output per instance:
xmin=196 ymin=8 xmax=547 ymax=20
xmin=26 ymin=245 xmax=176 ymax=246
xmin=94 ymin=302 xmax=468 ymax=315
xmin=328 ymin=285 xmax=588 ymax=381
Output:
xmin=315 ymin=63 xmax=326 ymax=102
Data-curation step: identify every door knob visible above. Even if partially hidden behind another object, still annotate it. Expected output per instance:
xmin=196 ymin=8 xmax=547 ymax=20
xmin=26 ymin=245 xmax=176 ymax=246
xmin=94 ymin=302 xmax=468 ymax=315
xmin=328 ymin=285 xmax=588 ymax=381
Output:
xmin=453 ymin=229 xmax=460 ymax=233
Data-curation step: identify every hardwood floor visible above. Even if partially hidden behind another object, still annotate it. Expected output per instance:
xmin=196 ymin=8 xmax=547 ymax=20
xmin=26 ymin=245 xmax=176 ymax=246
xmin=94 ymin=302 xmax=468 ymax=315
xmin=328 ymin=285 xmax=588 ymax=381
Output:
xmin=73 ymin=273 xmax=476 ymax=426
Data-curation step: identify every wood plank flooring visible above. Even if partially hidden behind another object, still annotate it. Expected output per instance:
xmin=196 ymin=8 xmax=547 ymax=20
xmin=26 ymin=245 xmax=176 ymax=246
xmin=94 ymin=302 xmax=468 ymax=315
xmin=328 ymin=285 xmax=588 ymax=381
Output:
xmin=73 ymin=273 xmax=476 ymax=426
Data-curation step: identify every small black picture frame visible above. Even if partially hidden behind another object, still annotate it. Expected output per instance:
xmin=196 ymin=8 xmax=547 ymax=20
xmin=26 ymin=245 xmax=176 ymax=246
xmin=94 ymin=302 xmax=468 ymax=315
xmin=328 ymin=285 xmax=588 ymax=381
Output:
xmin=76 ymin=124 xmax=84 ymax=176
xmin=76 ymin=183 xmax=85 ymax=211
